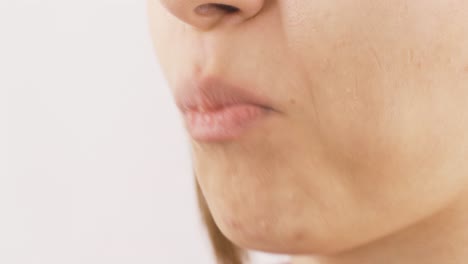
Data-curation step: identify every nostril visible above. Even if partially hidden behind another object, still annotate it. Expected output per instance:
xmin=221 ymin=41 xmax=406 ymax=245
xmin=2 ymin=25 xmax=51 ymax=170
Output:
xmin=213 ymin=3 xmax=239 ymax=13
xmin=194 ymin=3 xmax=239 ymax=16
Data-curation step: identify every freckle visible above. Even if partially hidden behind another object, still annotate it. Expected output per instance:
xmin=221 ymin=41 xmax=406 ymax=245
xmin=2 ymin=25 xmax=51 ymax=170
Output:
xmin=289 ymin=98 xmax=296 ymax=105
xmin=464 ymin=65 xmax=468 ymax=73
xmin=293 ymin=229 xmax=305 ymax=242
xmin=416 ymin=61 xmax=422 ymax=69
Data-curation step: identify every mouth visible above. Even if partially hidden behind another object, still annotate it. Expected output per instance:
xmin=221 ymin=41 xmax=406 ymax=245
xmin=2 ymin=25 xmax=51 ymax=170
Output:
xmin=175 ymin=76 xmax=277 ymax=142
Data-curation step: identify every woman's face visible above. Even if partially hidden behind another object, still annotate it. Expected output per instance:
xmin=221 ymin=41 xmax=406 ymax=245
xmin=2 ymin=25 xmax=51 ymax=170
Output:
xmin=149 ymin=0 xmax=468 ymax=254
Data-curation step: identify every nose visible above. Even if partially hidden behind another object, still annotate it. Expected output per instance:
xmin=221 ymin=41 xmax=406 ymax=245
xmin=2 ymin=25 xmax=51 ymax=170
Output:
xmin=160 ymin=0 xmax=265 ymax=30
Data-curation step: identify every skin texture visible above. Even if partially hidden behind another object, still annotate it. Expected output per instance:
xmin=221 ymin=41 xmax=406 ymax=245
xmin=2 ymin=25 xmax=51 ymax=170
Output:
xmin=148 ymin=1 xmax=468 ymax=263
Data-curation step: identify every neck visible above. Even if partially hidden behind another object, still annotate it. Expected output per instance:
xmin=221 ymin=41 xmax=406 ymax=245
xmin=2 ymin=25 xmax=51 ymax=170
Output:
xmin=291 ymin=190 xmax=468 ymax=264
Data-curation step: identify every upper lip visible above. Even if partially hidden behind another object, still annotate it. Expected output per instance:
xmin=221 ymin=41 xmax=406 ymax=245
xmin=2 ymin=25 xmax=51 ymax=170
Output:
xmin=175 ymin=76 xmax=275 ymax=113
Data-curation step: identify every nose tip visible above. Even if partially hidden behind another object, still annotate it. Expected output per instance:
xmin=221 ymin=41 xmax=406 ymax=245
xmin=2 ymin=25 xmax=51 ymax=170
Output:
xmin=160 ymin=0 xmax=265 ymax=30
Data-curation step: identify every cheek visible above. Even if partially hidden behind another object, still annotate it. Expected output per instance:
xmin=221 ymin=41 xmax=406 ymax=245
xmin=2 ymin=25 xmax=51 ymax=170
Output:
xmin=282 ymin=0 xmax=468 ymax=172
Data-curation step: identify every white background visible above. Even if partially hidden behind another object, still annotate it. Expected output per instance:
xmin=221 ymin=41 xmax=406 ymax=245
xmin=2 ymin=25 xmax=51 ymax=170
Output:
xmin=1 ymin=1 xmax=287 ymax=263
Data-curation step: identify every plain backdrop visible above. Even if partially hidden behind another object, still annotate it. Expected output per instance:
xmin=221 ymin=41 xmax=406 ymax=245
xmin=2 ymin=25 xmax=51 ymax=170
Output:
xmin=1 ymin=1 xmax=289 ymax=263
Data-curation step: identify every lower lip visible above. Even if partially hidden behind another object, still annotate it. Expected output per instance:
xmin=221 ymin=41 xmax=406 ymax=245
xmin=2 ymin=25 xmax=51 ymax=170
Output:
xmin=184 ymin=104 xmax=270 ymax=142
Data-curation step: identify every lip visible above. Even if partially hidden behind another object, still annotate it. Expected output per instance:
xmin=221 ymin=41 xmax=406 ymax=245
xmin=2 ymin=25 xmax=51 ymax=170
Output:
xmin=175 ymin=76 xmax=276 ymax=142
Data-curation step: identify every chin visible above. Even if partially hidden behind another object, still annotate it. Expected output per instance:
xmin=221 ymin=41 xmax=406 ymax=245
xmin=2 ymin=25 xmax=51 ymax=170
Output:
xmin=215 ymin=214 xmax=348 ymax=256
xmin=204 ymin=195 xmax=347 ymax=256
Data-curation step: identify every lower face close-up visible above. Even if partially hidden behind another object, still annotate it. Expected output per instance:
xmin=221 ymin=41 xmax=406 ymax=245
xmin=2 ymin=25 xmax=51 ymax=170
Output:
xmin=149 ymin=0 xmax=468 ymax=258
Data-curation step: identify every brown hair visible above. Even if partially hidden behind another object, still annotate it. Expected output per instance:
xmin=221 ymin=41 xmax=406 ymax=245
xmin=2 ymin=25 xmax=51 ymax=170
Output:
xmin=196 ymin=178 xmax=248 ymax=264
